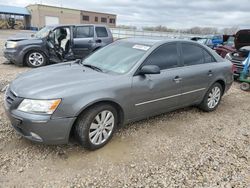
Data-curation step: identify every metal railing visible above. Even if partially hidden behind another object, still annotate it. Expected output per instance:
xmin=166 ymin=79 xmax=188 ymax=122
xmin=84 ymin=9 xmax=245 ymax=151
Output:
xmin=110 ymin=28 xmax=202 ymax=39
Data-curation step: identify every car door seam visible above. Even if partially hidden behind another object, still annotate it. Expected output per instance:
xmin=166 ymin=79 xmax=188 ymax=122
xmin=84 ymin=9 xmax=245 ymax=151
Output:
xmin=135 ymin=88 xmax=206 ymax=106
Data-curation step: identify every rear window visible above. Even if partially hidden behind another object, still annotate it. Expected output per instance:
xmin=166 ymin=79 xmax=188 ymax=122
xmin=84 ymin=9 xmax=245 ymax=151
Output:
xmin=182 ymin=43 xmax=204 ymax=66
xmin=203 ymin=49 xmax=215 ymax=63
xmin=95 ymin=27 xmax=108 ymax=37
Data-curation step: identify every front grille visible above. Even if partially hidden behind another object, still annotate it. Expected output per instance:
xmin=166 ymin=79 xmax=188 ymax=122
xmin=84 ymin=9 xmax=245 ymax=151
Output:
xmin=231 ymin=59 xmax=244 ymax=74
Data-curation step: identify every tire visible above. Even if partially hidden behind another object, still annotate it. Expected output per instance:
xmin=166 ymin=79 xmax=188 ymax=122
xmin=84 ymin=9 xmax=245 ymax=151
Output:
xmin=25 ymin=51 xmax=47 ymax=68
xmin=240 ymin=82 xmax=250 ymax=91
xmin=199 ymin=83 xmax=223 ymax=112
xmin=74 ymin=104 xmax=118 ymax=150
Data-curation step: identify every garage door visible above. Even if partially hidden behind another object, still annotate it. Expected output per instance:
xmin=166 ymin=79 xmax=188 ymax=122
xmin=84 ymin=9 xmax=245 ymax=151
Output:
xmin=45 ymin=16 xmax=59 ymax=26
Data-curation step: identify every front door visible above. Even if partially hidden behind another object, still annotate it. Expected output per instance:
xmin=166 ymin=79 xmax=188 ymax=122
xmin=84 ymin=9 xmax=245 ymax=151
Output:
xmin=131 ymin=43 xmax=182 ymax=120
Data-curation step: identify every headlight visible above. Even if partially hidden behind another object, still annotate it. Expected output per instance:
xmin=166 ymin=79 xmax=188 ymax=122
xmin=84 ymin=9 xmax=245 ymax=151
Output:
xmin=6 ymin=41 xmax=17 ymax=48
xmin=18 ymin=99 xmax=61 ymax=114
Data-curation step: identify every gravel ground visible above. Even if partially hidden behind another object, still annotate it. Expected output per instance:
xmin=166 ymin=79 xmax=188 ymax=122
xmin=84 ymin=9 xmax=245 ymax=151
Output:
xmin=0 ymin=32 xmax=249 ymax=187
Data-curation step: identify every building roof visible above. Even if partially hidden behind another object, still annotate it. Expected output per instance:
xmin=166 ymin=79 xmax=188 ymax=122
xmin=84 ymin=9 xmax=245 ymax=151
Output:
xmin=0 ymin=4 xmax=30 ymax=15
xmin=27 ymin=4 xmax=116 ymax=17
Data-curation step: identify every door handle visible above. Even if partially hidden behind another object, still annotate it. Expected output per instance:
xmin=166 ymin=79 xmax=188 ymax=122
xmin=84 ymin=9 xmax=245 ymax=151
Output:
xmin=173 ymin=76 xmax=182 ymax=83
xmin=208 ymin=70 xmax=213 ymax=77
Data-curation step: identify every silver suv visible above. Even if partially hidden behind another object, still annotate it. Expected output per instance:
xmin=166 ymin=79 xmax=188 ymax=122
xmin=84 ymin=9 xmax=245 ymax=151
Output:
xmin=4 ymin=24 xmax=113 ymax=67
xmin=4 ymin=38 xmax=233 ymax=150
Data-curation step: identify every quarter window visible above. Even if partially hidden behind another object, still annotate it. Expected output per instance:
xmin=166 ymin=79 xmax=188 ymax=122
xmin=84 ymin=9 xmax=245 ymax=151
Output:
xmin=75 ymin=26 xmax=94 ymax=38
xmin=144 ymin=43 xmax=179 ymax=70
xmin=182 ymin=43 xmax=204 ymax=66
xmin=95 ymin=27 xmax=108 ymax=37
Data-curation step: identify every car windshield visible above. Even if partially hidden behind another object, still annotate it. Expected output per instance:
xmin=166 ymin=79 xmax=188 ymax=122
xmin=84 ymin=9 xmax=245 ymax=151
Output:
xmin=34 ymin=27 xmax=51 ymax=38
xmin=82 ymin=41 xmax=150 ymax=74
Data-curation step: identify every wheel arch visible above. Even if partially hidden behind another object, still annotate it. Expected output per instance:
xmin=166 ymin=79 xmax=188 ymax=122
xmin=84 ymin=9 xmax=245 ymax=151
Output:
xmin=69 ymin=100 xmax=125 ymax=138
xmin=214 ymin=79 xmax=226 ymax=95
xmin=22 ymin=47 xmax=49 ymax=65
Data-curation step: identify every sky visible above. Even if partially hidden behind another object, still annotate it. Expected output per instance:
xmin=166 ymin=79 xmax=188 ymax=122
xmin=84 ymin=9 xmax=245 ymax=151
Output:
xmin=0 ymin=0 xmax=250 ymax=29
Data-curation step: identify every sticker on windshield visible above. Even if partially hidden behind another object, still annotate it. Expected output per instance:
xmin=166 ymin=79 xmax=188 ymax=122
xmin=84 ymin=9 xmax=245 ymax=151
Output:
xmin=132 ymin=44 xmax=150 ymax=51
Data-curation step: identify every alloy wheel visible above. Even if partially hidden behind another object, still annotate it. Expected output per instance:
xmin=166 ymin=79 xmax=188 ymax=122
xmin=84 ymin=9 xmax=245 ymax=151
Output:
xmin=207 ymin=86 xmax=221 ymax=109
xmin=89 ymin=110 xmax=115 ymax=145
xmin=28 ymin=52 xmax=44 ymax=67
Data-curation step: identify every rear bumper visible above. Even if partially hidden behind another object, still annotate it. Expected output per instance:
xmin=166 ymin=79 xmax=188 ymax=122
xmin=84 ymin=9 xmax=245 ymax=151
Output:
xmin=4 ymin=107 xmax=76 ymax=144
xmin=4 ymin=48 xmax=23 ymax=66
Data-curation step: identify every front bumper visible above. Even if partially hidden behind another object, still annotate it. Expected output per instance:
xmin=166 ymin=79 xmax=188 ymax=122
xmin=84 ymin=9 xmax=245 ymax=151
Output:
xmin=3 ymin=48 xmax=23 ymax=66
xmin=4 ymin=107 xmax=76 ymax=145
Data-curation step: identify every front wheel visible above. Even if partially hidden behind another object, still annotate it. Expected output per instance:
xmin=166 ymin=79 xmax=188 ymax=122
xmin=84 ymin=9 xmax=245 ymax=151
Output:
xmin=74 ymin=104 xmax=118 ymax=150
xmin=25 ymin=51 xmax=47 ymax=68
xmin=199 ymin=83 xmax=223 ymax=112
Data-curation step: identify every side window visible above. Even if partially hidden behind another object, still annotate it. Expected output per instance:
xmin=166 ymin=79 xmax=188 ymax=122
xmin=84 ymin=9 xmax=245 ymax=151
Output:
xmin=75 ymin=26 xmax=94 ymax=38
xmin=182 ymin=43 xmax=204 ymax=66
xmin=95 ymin=27 xmax=108 ymax=37
xmin=203 ymin=49 xmax=216 ymax=63
xmin=144 ymin=43 xmax=178 ymax=70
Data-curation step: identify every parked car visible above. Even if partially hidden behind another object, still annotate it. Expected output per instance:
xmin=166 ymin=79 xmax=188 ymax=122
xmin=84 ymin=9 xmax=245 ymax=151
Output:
xmin=197 ymin=38 xmax=214 ymax=49
xmin=215 ymin=35 xmax=235 ymax=58
xmin=209 ymin=35 xmax=223 ymax=47
xmin=4 ymin=38 xmax=233 ymax=150
xmin=193 ymin=35 xmax=223 ymax=49
xmin=223 ymin=30 xmax=250 ymax=78
xmin=4 ymin=24 xmax=113 ymax=67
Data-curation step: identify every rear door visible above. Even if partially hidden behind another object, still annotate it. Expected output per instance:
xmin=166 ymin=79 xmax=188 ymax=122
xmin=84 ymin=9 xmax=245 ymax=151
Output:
xmin=72 ymin=25 xmax=94 ymax=58
xmin=178 ymin=42 xmax=217 ymax=106
xmin=95 ymin=26 xmax=113 ymax=46
xmin=131 ymin=43 xmax=183 ymax=120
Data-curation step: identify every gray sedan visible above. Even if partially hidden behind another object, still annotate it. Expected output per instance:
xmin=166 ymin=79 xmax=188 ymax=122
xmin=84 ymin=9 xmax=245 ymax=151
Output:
xmin=4 ymin=38 xmax=233 ymax=150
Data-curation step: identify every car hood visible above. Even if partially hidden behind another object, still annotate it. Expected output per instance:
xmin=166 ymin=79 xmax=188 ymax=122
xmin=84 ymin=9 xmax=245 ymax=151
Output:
xmin=10 ymin=62 xmax=114 ymax=99
xmin=235 ymin=30 xmax=250 ymax=50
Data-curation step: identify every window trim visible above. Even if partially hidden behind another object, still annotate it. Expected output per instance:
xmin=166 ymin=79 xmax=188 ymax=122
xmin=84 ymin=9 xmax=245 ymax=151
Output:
xmin=180 ymin=42 xmax=217 ymax=67
xmin=134 ymin=42 xmax=181 ymax=76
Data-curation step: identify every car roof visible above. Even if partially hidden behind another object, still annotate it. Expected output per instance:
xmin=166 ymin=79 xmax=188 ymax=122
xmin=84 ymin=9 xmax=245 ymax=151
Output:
xmin=45 ymin=24 xmax=108 ymax=28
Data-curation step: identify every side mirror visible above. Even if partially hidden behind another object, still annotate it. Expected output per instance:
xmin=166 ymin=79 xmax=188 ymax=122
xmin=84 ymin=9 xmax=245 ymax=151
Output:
xmin=96 ymin=39 xmax=102 ymax=43
xmin=139 ymin=65 xmax=160 ymax=75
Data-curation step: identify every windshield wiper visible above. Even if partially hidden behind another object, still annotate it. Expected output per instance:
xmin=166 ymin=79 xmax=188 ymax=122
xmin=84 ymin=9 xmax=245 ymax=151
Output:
xmin=82 ymin=64 xmax=103 ymax=72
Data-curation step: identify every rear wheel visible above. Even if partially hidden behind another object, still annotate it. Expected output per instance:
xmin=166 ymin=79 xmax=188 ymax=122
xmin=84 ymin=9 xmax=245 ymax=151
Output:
xmin=199 ymin=83 xmax=223 ymax=112
xmin=74 ymin=104 xmax=118 ymax=150
xmin=25 ymin=51 xmax=47 ymax=68
xmin=240 ymin=82 xmax=250 ymax=91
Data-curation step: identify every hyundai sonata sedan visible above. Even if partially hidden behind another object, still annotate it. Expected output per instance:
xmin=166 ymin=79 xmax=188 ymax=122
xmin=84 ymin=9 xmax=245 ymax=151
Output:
xmin=4 ymin=38 xmax=233 ymax=150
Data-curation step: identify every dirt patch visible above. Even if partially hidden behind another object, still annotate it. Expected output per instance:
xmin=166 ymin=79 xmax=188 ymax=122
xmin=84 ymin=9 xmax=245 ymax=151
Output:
xmin=0 ymin=35 xmax=249 ymax=187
